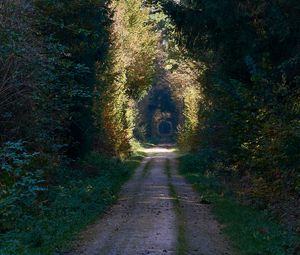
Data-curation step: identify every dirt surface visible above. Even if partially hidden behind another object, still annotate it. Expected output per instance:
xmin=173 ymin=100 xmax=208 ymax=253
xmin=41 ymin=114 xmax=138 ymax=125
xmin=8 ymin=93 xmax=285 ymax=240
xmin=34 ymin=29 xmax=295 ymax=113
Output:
xmin=69 ymin=147 xmax=232 ymax=255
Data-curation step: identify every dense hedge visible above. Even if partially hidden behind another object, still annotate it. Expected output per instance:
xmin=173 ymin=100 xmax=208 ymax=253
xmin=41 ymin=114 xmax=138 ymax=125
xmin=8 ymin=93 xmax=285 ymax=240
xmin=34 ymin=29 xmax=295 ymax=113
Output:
xmin=160 ymin=0 xmax=300 ymax=228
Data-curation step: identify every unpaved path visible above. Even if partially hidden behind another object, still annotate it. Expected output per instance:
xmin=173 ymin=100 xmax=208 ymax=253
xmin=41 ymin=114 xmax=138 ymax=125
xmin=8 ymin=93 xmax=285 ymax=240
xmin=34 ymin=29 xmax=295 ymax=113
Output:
xmin=69 ymin=147 xmax=232 ymax=255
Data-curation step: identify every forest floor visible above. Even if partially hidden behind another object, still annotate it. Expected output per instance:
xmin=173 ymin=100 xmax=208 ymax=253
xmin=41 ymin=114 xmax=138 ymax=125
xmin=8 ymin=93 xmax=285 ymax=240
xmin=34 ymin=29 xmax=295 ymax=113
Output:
xmin=68 ymin=146 xmax=232 ymax=255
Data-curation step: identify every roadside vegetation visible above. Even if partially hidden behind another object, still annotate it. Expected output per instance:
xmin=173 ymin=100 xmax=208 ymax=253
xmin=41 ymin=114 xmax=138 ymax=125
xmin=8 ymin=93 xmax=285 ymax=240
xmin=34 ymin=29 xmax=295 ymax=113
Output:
xmin=156 ymin=1 xmax=300 ymax=252
xmin=0 ymin=149 xmax=142 ymax=255
xmin=179 ymin=154 xmax=300 ymax=255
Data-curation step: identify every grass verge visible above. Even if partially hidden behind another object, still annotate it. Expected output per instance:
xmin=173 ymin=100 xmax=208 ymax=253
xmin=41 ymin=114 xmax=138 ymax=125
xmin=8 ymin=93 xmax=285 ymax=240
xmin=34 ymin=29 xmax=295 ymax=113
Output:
xmin=0 ymin=152 xmax=143 ymax=255
xmin=178 ymin=154 xmax=300 ymax=255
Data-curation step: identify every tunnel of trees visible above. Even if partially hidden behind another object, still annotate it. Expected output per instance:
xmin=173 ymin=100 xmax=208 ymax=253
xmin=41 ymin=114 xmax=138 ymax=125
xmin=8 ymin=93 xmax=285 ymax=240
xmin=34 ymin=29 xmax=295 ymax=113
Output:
xmin=158 ymin=120 xmax=172 ymax=136
xmin=0 ymin=0 xmax=300 ymax=253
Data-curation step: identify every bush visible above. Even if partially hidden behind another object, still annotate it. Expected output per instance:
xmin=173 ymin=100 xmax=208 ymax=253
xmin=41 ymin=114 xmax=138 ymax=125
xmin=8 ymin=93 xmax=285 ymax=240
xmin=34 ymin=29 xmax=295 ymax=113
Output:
xmin=0 ymin=141 xmax=46 ymax=233
xmin=0 ymin=152 xmax=139 ymax=254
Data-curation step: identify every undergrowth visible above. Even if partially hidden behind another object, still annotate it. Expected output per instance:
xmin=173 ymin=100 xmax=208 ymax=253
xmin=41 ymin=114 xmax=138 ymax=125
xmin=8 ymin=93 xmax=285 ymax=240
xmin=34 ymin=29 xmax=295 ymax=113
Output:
xmin=179 ymin=154 xmax=300 ymax=255
xmin=0 ymin=152 xmax=142 ymax=255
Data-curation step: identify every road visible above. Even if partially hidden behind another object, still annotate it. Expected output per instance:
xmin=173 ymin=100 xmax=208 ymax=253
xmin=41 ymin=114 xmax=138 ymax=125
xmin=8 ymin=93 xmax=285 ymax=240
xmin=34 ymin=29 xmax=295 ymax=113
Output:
xmin=70 ymin=146 xmax=232 ymax=255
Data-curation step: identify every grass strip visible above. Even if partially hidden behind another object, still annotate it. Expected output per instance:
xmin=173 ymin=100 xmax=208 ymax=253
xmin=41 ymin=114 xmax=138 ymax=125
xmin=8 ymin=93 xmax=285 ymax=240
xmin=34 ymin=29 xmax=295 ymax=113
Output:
xmin=142 ymin=158 xmax=154 ymax=177
xmin=164 ymin=159 xmax=188 ymax=255
xmin=165 ymin=158 xmax=172 ymax=178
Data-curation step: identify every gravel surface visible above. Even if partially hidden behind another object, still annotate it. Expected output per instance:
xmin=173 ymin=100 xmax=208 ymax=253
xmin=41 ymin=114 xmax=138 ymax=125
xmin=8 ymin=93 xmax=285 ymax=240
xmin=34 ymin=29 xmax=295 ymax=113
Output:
xmin=69 ymin=147 xmax=232 ymax=255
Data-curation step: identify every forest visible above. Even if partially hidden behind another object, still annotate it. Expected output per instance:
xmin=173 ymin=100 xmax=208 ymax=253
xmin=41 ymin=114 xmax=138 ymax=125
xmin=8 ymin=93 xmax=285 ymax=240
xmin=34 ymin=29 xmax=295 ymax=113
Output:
xmin=0 ymin=0 xmax=300 ymax=254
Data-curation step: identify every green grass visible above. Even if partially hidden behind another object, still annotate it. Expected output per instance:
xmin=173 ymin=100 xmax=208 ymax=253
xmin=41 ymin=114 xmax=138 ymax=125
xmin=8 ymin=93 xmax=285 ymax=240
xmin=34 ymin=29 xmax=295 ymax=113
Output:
xmin=165 ymin=158 xmax=171 ymax=178
xmin=164 ymin=159 xmax=188 ymax=255
xmin=179 ymin=154 xmax=300 ymax=255
xmin=0 ymin=152 xmax=142 ymax=255
xmin=169 ymin=183 xmax=188 ymax=255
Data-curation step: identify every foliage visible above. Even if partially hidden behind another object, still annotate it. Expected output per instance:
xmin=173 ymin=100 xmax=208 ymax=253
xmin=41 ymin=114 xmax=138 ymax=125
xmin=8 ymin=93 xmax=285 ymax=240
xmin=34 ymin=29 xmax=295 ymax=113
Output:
xmin=161 ymin=0 xmax=300 ymax=227
xmin=0 ymin=0 xmax=111 ymax=156
xmin=0 ymin=152 xmax=140 ymax=254
xmin=146 ymin=7 xmax=204 ymax=147
xmin=145 ymin=84 xmax=178 ymax=141
xmin=167 ymin=58 xmax=203 ymax=151
xmin=34 ymin=0 xmax=111 ymax=156
xmin=2 ymin=0 xmax=300 ymax=252
xmin=0 ymin=0 xmax=41 ymax=143
xmin=93 ymin=0 xmax=158 ymax=158
xmin=177 ymin=85 xmax=201 ymax=151
xmin=0 ymin=0 xmax=139 ymax=253
xmin=0 ymin=141 xmax=46 ymax=233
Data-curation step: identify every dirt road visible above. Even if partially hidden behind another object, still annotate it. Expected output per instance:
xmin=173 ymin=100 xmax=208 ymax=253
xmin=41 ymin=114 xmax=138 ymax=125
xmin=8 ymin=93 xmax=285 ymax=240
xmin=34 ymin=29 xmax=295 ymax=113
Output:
xmin=70 ymin=147 xmax=232 ymax=255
